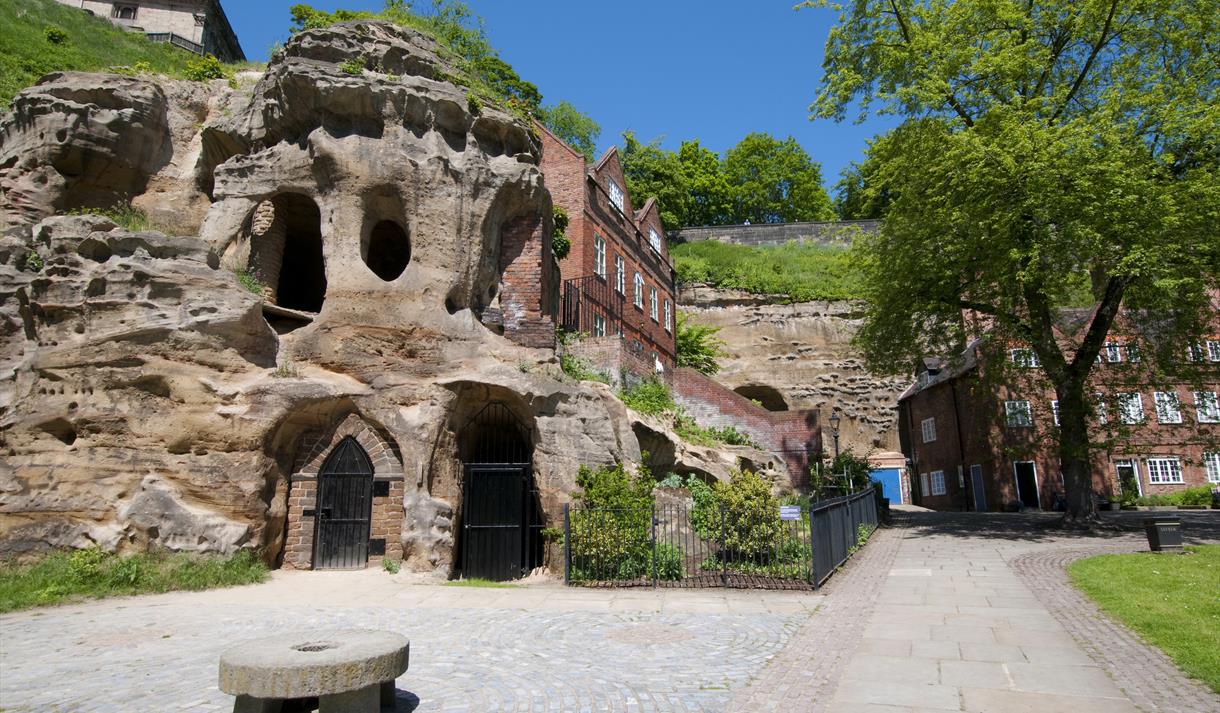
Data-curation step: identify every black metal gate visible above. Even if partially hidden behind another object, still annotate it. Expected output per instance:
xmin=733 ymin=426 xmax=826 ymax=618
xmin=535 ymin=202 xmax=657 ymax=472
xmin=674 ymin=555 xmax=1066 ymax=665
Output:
xmin=313 ymin=436 xmax=374 ymax=570
xmin=458 ymin=403 xmax=545 ymax=581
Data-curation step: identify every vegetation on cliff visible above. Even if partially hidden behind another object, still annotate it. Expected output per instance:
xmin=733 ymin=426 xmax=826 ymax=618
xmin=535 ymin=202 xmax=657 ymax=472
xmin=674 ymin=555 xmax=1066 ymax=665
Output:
xmin=0 ymin=0 xmax=252 ymax=110
xmin=672 ymin=240 xmax=865 ymax=302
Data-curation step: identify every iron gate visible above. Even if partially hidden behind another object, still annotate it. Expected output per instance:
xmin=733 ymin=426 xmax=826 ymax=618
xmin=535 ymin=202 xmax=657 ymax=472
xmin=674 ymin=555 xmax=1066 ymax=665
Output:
xmin=461 ymin=465 xmax=535 ymax=581
xmin=314 ymin=436 xmax=374 ymax=570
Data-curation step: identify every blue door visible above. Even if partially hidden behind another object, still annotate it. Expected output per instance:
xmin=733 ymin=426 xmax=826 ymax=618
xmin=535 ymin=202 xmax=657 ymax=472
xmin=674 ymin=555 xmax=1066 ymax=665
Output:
xmin=871 ymin=467 xmax=903 ymax=504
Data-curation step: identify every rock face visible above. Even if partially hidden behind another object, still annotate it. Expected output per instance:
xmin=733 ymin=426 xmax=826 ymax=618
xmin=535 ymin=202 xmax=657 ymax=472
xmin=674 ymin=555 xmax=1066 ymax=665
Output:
xmin=678 ymin=285 xmax=907 ymax=454
xmin=0 ymin=22 xmax=778 ymax=576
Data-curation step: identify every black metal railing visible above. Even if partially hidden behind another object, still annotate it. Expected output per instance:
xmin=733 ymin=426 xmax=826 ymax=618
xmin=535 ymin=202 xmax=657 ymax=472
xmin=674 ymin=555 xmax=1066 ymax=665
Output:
xmin=564 ymin=487 xmax=878 ymax=590
xmin=562 ymin=275 xmax=624 ymax=336
xmin=145 ymin=32 xmax=205 ymax=55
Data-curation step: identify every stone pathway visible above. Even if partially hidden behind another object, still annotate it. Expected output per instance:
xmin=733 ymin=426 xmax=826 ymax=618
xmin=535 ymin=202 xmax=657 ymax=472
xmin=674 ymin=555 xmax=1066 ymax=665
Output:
xmin=729 ymin=510 xmax=1219 ymax=712
xmin=2 ymin=511 xmax=1216 ymax=712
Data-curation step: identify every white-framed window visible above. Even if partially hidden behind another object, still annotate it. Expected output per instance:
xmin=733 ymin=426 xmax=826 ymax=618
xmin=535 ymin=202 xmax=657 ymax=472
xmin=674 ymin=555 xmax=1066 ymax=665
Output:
xmin=1195 ymin=391 xmax=1220 ymax=423
xmin=1208 ymin=340 xmax=1220 ymax=362
xmin=920 ymin=472 xmax=931 ymax=497
xmin=649 ymin=286 xmax=658 ymax=321
xmin=593 ymin=235 xmax=606 ymax=278
xmin=1010 ymin=348 xmax=1040 ymax=368
xmin=1205 ymin=452 xmax=1220 ymax=483
xmin=1127 ymin=344 xmax=1142 ymax=363
xmin=1117 ymin=393 xmax=1144 ymax=424
xmin=648 ymin=227 xmax=662 ymax=253
xmin=1187 ymin=343 xmax=1206 ymax=362
xmin=633 ymin=272 xmax=644 ymax=308
xmin=1104 ymin=342 xmax=1123 ymax=363
xmin=1051 ymin=401 xmax=1061 ymax=426
xmin=663 ymin=300 xmax=672 ymax=332
xmin=608 ymin=179 xmax=625 ymax=212
xmin=1005 ymin=400 xmax=1033 ymax=427
xmin=113 ymin=4 xmax=138 ymax=20
xmin=614 ymin=254 xmax=625 ymax=294
xmin=1146 ymin=457 xmax=1183 ymax=484
xmin=930 ymin=470 xmax=947 ymax=496
xmin=921 ymin=417 xmax=937 ymax=443
xmin=1154 ymin=392 xmax=1182 ymax=424
xmin=1094 ymin=393 xmax=1107 ymax=423
xmin=593 ymin=313 xmax=606 ymax=337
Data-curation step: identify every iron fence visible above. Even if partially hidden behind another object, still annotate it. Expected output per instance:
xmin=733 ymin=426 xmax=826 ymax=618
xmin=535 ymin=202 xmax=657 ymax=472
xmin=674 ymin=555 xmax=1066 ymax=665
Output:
xmin=562 ymin=275 xmax=623 ymax=336
xmin=564 ymin=487 xmax=878 ymax=590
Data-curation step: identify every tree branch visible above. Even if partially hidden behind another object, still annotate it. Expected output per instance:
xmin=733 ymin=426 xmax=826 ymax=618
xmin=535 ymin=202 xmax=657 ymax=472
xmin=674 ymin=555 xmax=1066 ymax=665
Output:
xmin=1070 ymin=275 xmax=1130 ymax=377
xmin=1050 ymin=0 xmax=1119 ymax=124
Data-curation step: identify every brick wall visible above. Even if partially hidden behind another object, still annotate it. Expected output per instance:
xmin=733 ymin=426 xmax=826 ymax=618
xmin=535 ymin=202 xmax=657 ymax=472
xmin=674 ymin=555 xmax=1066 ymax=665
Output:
xmin=282 ymin=414 xmax=405 ymax=569
xmin=498 ymin=212 xmax=557 ymax=350
xmin=670 ymin=219 xmax=880 ymax=248
xmin=673 ymin=367 xmax=822 ymax=487
xmin=563 ymin=336 xmax=671 ymax=390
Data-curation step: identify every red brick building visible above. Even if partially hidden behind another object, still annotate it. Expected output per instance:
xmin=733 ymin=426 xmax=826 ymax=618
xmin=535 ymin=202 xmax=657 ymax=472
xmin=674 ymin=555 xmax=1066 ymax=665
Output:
xmin=537 ymin=124 xmax=677 ymax=376
xmin=898 ymin=322 xmax=1220 ymax=511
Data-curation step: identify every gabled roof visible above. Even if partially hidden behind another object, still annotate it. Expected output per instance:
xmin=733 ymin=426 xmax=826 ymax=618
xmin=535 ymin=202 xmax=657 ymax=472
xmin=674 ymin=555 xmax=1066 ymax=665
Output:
xmin=634 ymin=197 xmax=660 ymax=230
xmin=592 ymin=145 xmax=620 ymax=174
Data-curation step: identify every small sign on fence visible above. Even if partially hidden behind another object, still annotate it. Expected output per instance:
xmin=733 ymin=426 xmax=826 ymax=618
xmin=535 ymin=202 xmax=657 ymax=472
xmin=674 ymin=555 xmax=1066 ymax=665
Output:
xmin=779 ymin=505 xmax=802 ymax=521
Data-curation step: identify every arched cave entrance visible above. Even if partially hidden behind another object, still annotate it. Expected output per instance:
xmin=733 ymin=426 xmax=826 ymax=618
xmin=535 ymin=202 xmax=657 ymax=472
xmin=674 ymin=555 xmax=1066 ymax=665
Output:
xmin=313 ymin=436 xmax=374 ymax=570
xmin=735 ymin=384 xmax=789 ymax=412
xmin=363 ymin=219 xmax=411 ymax=281
xmin=246 ymin=193 xmax=327 ymax=314
xmin=456 ymin=402 xmax=544 ymax=581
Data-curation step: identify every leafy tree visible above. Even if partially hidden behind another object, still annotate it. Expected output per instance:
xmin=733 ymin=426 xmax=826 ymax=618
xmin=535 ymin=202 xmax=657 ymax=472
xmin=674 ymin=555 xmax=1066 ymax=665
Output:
xmin=538 ymin=100 xmax=601 ymax=163
xmin=804 ymin=0 xmax=1220 ymax=521
xmin=675 ymin=312 xmax=727 ymax=375
xmin=619 ymin=131 xmax=690 ymax=230
xmin=677 ymin=139 xmax=734 ymax=227
xmin=721 ymin=133 xmax=836 ymax=224
xmin=834 ymin=160 xmax=889 ymax=220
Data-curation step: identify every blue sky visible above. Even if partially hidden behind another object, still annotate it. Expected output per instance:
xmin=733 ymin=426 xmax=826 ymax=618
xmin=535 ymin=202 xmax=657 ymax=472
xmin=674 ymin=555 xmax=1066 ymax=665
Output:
xmin=225 ymin=1 xmax=898 ymax=195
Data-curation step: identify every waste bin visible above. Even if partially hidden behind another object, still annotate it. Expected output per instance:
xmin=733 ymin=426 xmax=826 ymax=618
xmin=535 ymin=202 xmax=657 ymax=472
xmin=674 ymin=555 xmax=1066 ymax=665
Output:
xmin=1144 ymin=517 xmax=1183 ymax=552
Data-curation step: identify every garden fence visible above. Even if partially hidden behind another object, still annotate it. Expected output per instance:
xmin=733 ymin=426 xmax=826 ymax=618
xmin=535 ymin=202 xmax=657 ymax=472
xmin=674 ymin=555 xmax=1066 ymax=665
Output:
xmin=564 ymin=487 xmax=879 ymax=589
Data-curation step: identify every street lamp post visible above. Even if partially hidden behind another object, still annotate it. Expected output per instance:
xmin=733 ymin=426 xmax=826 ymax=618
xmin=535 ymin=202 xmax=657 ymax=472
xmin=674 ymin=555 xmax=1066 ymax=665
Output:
xmin=829 ymin=410 xmax=841 ymax=460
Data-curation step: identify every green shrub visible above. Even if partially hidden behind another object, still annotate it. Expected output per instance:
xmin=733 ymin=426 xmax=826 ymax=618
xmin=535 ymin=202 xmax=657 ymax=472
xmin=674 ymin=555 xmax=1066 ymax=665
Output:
xmin=381 ymin=557 xmax=401 ymax=574
xmin=184 ymin=54 xmax=226 ymax=81
xmin=20 ymin=251 xmax=44 ymax=273
xmin=551 ymin=205 xmax=571 ymax=259
xmin=339 ymin=55 xmax=367 ymax=75
xmin=619 ymin=378 xmax=677 ymax=416
xmin=705 ymin=425 xmax=760 ymax=448
xmin=235 ymin=268 xmax=266 ymax=295
xmin=656 ymin=472 xmax=684 ymax=489
xmin=1135 ymin=485 xmax=1214 ymax=507
xmin=44 ymin=25 xmax=69 ymax=45
xmin=560 ymin=354 xmax=609 ymax=384
xmin=675 ymin=312 xmax=726 ymax=375
xmin=71 ymin=203 xmax=150 ymax=232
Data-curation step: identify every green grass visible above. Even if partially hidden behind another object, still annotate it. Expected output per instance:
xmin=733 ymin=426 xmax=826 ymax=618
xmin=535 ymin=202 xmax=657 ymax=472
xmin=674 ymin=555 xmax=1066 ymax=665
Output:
xmin=671 ymin=240 xmax=865 ymax=302
xmin=443 ymin=577 xmax=517 ymax=588
xmin=0 ymin=0 xmax=249 ymax=110
xmin=1068 ymin=545 xmax=1220 ymax=693
xmin=0 ymin=548 xmax=268 ymax=613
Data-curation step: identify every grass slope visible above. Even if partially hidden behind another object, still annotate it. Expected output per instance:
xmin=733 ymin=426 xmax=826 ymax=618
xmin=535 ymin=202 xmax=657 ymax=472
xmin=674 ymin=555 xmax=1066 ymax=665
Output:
xmin=1068 ymin=545 xmax=1220 ymax=693
xmin=0 ymin=0 xmax=219 ymax=110
xmin=671 ymin=240 xmax=864 ymax=302
xmin=0 ymin=548 xmax=268 ymax=613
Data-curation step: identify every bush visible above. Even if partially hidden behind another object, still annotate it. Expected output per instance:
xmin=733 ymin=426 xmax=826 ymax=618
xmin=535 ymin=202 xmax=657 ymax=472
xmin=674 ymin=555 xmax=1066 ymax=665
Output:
xmin=675 ymin=312 xmax=727 ymax=375
xmin=619 ymin=378 xmax=677 ymax=416
xmin=339 ymin=55 xmax=366 ymax=75
xmin=71 ymin=203 xmax=150 ymax=232
xmin=381 ymin=558 xmax=401 ymax=574
xmin=1134 ymin=486 xmax=1214 ymax=508
xmin=551 ymin=205 xmax=571 ymax=259
xmin=559 ymin=354 xmax=609 ymax=384
xmin=184 ymin=54 xmax=226 ymax=81
xmin=568 ymin=462 xmax=683 ymax=582
xmin=235 ymin=268 xmax=266 ymax=295
xmin=44 ymin=25 xmax=69 ymax=45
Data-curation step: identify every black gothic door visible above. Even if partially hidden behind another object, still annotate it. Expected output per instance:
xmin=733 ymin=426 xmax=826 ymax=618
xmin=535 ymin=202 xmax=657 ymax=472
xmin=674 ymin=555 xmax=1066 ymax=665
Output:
xmin=461 ymin=465 xmax=528 ymax=581
xmin=314 ymin=437 xmax=374 ymax=569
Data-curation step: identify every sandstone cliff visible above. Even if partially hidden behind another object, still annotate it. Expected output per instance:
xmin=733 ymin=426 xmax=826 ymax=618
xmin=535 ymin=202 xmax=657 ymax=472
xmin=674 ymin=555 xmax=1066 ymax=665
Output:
xmin=678 ymin=284 xmax=907 ymax=455
xmin=0 ymin=22 xmax=778 ymax=574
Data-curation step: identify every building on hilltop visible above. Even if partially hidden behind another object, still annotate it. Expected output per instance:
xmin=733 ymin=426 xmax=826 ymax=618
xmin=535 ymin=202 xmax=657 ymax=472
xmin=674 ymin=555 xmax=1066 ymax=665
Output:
xmin=56 ymin=0 xmax=245 ymax=61
xmin=897 ymin=311 xmax=1220 ymax=512
xmin=537 ymin=123 xmax=677 ymax=381
xmin=670 ymin=219 xmax=880 ymax=248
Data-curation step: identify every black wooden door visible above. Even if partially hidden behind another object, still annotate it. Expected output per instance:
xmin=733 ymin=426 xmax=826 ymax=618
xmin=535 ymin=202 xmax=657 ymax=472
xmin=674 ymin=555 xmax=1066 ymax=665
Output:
xmin=462 ymin=465 xmax=527 ymax=581
xmin=314 ymin=437 xmax=374 ymax=569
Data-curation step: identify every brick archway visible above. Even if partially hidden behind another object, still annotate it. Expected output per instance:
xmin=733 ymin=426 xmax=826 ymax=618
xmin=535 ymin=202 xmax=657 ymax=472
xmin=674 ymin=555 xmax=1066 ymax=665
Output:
xmin=282 ymin=413 xmax=404 ymax=569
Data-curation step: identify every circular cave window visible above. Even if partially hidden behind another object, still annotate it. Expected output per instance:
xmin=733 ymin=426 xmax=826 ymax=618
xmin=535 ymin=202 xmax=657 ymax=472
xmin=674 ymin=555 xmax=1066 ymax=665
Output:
xmin=363 ymin=220 xmax=411 ymax=282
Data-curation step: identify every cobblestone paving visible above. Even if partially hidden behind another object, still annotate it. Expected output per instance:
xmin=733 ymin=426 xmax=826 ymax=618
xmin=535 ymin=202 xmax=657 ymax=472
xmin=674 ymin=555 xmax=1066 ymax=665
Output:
xmin=728 ymin=525 xmax=906 ymax=712
xmin=1010 ymin=545 xmax=1220 ymax=713
xmin=0 ymin=596 xmax=803 ymax=712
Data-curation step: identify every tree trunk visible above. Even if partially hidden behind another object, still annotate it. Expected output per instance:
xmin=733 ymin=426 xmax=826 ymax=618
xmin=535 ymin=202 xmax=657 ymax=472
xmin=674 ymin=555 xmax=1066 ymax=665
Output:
xmin=1056 ymin=386 xmax=1098 ymax=523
